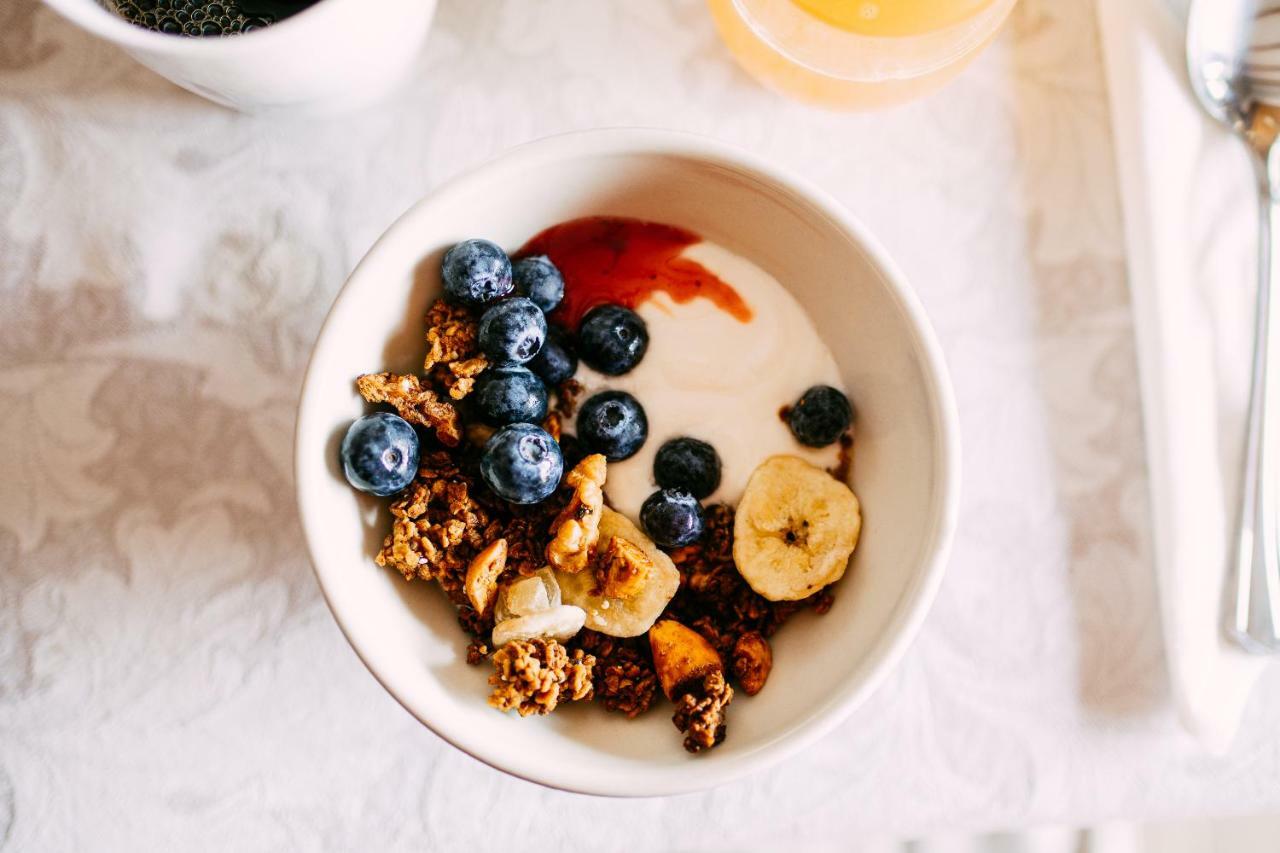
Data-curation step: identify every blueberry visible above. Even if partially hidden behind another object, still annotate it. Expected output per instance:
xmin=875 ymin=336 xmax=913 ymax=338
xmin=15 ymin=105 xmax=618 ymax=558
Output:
xmin=558 ymin=432 xmax=587 ymax=472
xmin=786 ymin=385 xmax=853 ymax=447
xmin=473 ymin=365 xmax=548 ymax=426
xmin=481 ymin=424 xmax=564 ymax=504
xmin=441 ymin=239 xmax=513 ymax=306
xmin=576 ymin=390 xmax=648 ymax=461
xmin=340 ymin=412 xmax=420 ymax=497
xmin=479 ymin=297 xmax=546 ymax=364
xmin=527 ymin=324 xmax=577 ymax=386
xmin=512 ymin=255 xmax=565 ymax=313
xmin=578 ymin=304 xmax=648 ymax=375
xmin=653 ymin=437 xmax=721 ymax=499
xmin=640 ymin=488 xmax=705 ymax=548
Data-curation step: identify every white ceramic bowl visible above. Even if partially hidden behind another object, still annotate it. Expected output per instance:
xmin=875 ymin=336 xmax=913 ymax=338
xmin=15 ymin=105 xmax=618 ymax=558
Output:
xmin=295 ymin=129 xmax=960 ymax=796
xmin=41 ymin=0 xmax=435 ymax=115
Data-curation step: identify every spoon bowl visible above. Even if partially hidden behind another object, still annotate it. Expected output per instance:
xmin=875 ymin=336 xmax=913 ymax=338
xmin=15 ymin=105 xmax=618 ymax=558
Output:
xmin=1187 ymin=0 xmax=1280 ymax=652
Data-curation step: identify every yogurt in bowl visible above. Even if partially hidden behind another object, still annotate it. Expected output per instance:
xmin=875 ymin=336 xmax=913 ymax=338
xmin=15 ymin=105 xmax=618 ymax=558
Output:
xmin=294 ymin=129 xmax=960 ymax=796
xmin=523 ymin=216 xmax=848 ymax=519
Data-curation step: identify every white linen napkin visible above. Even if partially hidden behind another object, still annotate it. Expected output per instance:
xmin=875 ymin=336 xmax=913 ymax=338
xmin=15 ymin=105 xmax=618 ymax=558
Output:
xmin=1096 ymin=0 xmax=1271 ymax=753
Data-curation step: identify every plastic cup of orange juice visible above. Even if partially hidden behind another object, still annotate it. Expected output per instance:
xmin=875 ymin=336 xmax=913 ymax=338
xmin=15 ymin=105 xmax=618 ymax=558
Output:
xmin=708 ymin=0 xmax=1019 ymax=109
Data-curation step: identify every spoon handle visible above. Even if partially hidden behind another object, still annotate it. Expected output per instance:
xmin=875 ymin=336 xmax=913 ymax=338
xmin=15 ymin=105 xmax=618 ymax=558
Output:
xmin=1230 ymin=147 xmax=1280 ymax=652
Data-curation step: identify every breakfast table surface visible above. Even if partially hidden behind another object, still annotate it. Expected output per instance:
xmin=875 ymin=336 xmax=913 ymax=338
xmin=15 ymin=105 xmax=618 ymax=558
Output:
xmin=3 ymin=0 xmax=1280 ymax=849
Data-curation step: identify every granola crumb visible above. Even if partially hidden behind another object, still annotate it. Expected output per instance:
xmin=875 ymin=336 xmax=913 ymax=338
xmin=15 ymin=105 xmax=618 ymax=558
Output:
xmin=572 ymin=630 xmax=657 ymax=718
xmin=466 ymin=642 xmax=490 ymax=666
xmin=487 ymin=638 xmax=595 ymax=716
xmin=356 ymin=372 xmax=462 ymax=447
xmin=672 ymin=671 xmax=733 ymax=753
xmin=373 ymin=449 xmax=566 ymax=641
xmin=542 ymin=411 xmax=562 ymax=442
xmin=423 ymin=300 xmax=489 ymax=400
xmin=555 ymin=378 xmax=584 ymax=418
xmin=828 ymin=430 xmax=853 ymax=483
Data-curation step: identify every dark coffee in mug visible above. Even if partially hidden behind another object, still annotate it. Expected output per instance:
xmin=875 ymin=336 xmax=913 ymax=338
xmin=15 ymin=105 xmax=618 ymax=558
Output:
xmin=109 ymin=0 xmax=320 ymax=36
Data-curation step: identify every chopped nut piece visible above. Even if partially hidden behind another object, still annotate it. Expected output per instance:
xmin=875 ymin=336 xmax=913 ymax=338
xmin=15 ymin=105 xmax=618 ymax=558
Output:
xmin=356 ymin=372 xmax=462 ymax=447
xmin=592 ymin=536 xmax=653 ymax=600
xmin=672 ymin=671 xmax=733 ymax=753
xmin=465 ymin=539 xmax=507 ymax=616
xmin=649 ymin=619 xmax=724 ymax=700
xmin=487 ymin=638 xmax=595 ymax=716
xmin=731 ymin=631 xmax=772 ymax=696
xmin=546 ymin=454 xmax=607 ymax=574
xmin=423 ymin=301 xmax=489 ymax=400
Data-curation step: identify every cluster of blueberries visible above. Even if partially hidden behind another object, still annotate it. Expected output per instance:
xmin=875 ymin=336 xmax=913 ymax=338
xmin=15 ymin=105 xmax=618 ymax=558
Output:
xmin=342 ymin=237 xmax=855 ymax=552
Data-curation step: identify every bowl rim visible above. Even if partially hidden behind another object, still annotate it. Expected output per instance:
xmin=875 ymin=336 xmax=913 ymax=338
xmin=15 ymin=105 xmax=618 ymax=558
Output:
xmin=294 ymin=127 xmax=962 ymax=797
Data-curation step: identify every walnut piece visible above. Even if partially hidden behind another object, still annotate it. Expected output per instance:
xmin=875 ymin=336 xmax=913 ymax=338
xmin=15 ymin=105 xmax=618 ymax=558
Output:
xmin=731 ymin=631 xmax=772 ymax=696
xmin=592 ymin=536 xmax=653 ymax=600
xmin=423 ymin=300 xmax=489 ymax=400
xmin=356 ymin=372 xmax=462 ymax=447
xmin=546 ymin=454 xmax=606 ymax=574
xmin=672 ymin=671 xmax=733 ymax=753
xmin=464 ymin=539 xmax=507 ymax=616
xmin=487 ymin=638 xmax=595 ymax=716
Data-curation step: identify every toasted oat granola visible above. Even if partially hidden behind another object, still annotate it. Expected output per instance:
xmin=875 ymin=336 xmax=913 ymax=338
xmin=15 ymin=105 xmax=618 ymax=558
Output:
xmin=423 ymin=300 xmax=489 ymax=400
xmin=487 ymin=638 xmax=595 ymax=716
xmin=672 ymin=671 xmax=733 ymax=753
xmin=667 ymin=504 xmax=833 ymax=663
xmin=554 ymin=378 xmax=584 ymax=418
xmin=356 ymin=372 xmax=463 ymax=447
xmin=377 ymin=449 xmax=566 ymax=643
xmin=571 ymin=630 xmax=657 ymax=718
xmin=355 ymin=292 xmax=844 ymax=751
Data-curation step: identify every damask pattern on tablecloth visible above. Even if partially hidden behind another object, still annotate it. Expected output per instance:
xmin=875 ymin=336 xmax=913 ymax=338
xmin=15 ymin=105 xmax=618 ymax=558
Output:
xmin=1 ymin=0 xmax=1278 ymax=850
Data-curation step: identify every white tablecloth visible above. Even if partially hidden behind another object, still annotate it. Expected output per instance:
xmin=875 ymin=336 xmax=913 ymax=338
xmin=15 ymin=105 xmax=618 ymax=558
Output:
xmin=2 ymin=0 xmax=1279 ymax=849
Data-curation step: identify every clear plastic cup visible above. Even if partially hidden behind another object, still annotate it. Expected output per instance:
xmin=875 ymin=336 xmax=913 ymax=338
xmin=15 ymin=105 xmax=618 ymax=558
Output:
xmin=708 ymin=0 xmax=1019 ymax=109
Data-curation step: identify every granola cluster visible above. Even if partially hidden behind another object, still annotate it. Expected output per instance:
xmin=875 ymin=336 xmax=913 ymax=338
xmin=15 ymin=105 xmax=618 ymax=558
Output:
xmin=487 ymin=638 xmax=595 ymax=716
xmin=354 ymin=302 xmax=490 ymax=448
xmin=356 ymin=372 xmax=463 ymax=447
xmin=672 ymin=671 xmax=733 ymax=753
xmin=422 ymin=300 xmax=489 ymax=400
xmin=375 ymin=449 xmax=565 ymax=641
xmin=572 ymin=630 xmax=658 ymax=718
xmin=667 ymin=504 xmax=833 ymax=669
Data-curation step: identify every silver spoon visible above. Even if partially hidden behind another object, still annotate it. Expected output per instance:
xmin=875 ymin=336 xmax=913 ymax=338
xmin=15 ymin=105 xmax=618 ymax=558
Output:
xmin=1188 ymin=0 xmax=1280 ymax=652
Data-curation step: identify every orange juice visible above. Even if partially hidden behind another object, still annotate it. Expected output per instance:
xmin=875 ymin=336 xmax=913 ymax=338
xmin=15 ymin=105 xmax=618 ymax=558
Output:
xmin=708 ymin=0 xmax=1017 ymax=109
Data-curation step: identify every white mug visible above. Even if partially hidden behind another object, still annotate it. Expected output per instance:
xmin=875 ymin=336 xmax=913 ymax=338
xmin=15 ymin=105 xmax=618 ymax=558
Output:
xmin=40 ymin=0 xmax=437 ymax=115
